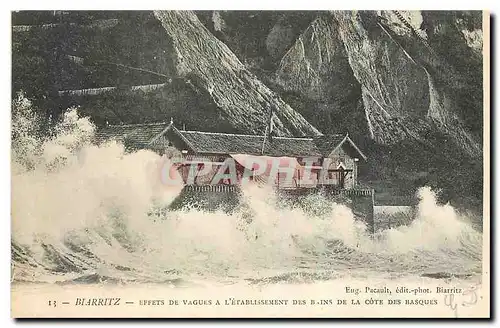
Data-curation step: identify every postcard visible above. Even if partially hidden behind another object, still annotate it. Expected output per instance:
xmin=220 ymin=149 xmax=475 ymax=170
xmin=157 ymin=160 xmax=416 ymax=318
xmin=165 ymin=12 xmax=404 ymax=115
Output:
xmin=10 ymin=9 xmax=490 ymax=318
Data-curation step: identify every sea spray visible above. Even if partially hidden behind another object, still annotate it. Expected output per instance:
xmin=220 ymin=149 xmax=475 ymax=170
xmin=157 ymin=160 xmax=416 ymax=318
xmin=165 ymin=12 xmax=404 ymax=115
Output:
xmin=11 ymin=101 xmax=482 ymax=284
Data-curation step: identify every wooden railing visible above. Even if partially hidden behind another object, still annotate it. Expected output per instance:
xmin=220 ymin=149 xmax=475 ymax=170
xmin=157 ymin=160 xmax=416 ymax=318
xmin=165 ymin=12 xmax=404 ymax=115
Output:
xmin=277 ymin=186 xmax=374 ymax=197
xmin=182 ymin=184 xmax=373 ymax=197
xmin=322 ymin=187 xmax=374 ymax=197
xmin=183 ymin=184 xmax=240 ymax=193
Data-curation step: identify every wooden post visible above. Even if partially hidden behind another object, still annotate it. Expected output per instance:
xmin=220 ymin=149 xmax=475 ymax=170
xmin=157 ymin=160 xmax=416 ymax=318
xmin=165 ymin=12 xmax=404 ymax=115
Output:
xmin=354 ymin=158 xmax=359 ymax=187
xmin=370 ymin=189 xmax=375 ymax=235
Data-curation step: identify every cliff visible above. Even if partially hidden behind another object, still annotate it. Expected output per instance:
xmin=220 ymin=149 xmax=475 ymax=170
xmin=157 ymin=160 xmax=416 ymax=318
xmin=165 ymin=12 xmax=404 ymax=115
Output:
xmin=152 ymin=10 xmax=320 ymax=136
xmin=273 ymin=11 xmax=482 ymax=157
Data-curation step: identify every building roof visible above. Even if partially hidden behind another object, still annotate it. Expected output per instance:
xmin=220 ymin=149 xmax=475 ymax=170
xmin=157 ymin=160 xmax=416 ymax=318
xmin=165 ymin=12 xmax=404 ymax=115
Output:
xmin=94 ymin=121 xmax=171 ymax=150
xmin=95 ymin=121 xmax=367 ymax=160
xmin=314 ymin=134 xmax=367 ymax=160
xmin=178 ymin=130 xmax=321 ymax=157
xmin=313 ymin=134 xmax=347 ymax=156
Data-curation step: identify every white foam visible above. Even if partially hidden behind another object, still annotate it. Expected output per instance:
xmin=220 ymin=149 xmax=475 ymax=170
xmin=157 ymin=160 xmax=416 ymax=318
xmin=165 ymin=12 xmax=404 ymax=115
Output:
xmin=11 ymin=98 xmax=482 ymax=283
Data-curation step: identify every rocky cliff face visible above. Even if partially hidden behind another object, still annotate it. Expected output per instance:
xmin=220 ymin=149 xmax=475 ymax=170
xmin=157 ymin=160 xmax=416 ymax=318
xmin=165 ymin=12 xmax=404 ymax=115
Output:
xmin=200 ymin=10 xmax=483 ymax=155
xmin=153 ymin=10 xmax=320 ymax=136
xmin=273 ymin=11 xmax=483 ymax=158
xmin=282 ymin=10 xmax=483 ymax=209
xmin=274 ymin=14 xmax=366 ymax=138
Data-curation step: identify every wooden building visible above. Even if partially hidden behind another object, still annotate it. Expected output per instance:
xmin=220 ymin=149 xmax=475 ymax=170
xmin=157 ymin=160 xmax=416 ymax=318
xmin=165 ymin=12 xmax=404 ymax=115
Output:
xmin=95 ymin=120 xmax=367 ymax=190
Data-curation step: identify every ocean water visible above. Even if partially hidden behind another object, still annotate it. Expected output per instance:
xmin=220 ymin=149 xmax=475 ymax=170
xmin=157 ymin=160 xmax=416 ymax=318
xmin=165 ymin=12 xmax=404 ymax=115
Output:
xmin=11 ymin=107 xmax=483 ymax=288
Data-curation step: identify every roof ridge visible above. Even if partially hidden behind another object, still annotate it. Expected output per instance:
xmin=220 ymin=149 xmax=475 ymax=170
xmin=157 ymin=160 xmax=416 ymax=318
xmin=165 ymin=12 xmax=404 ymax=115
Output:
xmin=181 ymin=130 xmax=313 ymax=140
xmin=108 ymin=122 xmax=168 ymax=128
xmin=147 ymin=122 xmax=174 ymax=146
xmin=181 ymin=130 xmax=264 ymax=138
xmin=274 ymin=136 xmax=314 ymax=141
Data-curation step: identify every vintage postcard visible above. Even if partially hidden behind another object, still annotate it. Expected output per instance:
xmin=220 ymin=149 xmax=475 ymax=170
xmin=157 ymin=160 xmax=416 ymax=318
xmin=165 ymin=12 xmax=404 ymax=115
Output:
xmin=10 ymin=9 xmax=490 ymax=318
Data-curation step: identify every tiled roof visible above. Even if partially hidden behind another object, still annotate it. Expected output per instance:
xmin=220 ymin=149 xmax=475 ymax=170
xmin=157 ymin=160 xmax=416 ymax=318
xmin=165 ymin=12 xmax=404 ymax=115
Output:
xmin=178 ymin=131 xmax=322 ymax=157
xmin=313 ymin=134 xmax=346 ymax=156
xmin=94 ymin=122 xmax=171 ymax=150
xmin=95 ymin=122 xmax=366 ymax=159
xmin=313 ymin=134 xmax=367 ymax=160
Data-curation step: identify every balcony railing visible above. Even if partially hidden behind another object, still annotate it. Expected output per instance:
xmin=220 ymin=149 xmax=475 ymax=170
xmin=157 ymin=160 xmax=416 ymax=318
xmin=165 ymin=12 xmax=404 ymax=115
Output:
xmin=183 ymin=184 xmax=240 ymax=193
xmin=182 ymin=183 xmax=373 ymax=197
